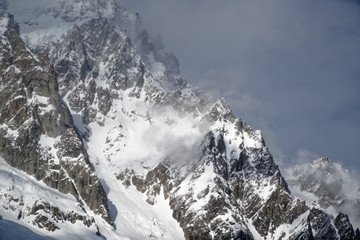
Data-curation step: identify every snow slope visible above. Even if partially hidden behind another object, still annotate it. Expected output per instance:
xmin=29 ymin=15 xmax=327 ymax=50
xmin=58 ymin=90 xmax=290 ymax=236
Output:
xmin=0 ymin=158 xmax=110 ymax=240
xmin=0 ymin=155 xmax=184 ymax=239
xmin=0 ymin=0 xmax=358 ymax=239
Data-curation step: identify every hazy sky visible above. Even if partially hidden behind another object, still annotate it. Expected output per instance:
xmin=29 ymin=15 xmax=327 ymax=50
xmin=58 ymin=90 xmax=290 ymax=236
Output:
xmin=119 ymin=0 xmax=360 ymax=171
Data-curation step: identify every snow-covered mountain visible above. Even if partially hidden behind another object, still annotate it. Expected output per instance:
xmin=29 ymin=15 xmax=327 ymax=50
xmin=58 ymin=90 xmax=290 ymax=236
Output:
xmin=0 ymin=0 xmax=359 ymax=239
xmin=284 ymin=156 xmax=360 ymax=229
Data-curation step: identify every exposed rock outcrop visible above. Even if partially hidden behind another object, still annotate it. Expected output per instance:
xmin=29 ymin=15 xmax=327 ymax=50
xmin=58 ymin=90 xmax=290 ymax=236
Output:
xmin=0 ymin=13 xmax=110 ymax=226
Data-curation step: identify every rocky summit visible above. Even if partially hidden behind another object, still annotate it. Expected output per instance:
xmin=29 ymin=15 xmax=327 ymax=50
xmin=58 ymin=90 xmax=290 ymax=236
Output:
xmin=0 ymin=0 xmax=358 ymax=239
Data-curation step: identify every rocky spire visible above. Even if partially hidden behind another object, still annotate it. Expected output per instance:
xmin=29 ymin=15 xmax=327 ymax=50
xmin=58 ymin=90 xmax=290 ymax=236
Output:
xmin=0 ymin=13 xmax=111 ymax=229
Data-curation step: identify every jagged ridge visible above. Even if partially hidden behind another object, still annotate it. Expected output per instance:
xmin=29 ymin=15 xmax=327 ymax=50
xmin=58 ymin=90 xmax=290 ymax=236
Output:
xmin=0 ymin=0 xmax=358 ymax=239
xmin=0 ymin=13 xmax=110 ymax=235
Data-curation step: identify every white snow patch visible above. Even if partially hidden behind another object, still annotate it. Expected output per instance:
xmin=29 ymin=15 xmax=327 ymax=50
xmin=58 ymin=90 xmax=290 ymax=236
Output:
xmin=0 ymin=157 xmax=106 ymax=240
xmin=269 ymin=210 xmax=310 ymax=240
xmin=88 ymin=152 xmax=185 ymax=240
xmin=0 ymin=14 xmax=9 ymax=36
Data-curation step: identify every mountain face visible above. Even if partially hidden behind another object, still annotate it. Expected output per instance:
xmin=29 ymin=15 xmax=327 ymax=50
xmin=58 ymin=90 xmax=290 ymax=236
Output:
xmin=0 ymin=0 xmax=359 ymax=239
xmin=0 ymin=12 xmax=111 ymax=236
xmin=284 ymin=157 xmax=360 ymax=229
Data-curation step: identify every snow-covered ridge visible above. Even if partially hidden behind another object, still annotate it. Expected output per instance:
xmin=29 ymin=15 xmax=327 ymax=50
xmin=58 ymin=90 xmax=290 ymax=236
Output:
xmin=0 ymin=0 xmax=359 ymax=239
xmin=284 ymin=156 xmax=360 ymax=228
xmin=0 ymin=13 xmax=113 ymax=236
xmin=7 ymin=0 xmax=187 ymax=91
xmin=5 ymin=0 xmax=117 ymax=47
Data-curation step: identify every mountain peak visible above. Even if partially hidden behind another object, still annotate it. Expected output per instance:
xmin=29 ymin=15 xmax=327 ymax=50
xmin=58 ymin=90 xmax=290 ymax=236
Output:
xmin=285 ymin=156 xmax=360 ymax=228
xmin=51 ymin=0 xmax=115 ymax=22
xmin=0 ymin=13 xmax=19 ymax=35
xmin=0 ymin=2 xmax=358 ymax=239
xmin=319 ymin=155 xmax=330 ymax=163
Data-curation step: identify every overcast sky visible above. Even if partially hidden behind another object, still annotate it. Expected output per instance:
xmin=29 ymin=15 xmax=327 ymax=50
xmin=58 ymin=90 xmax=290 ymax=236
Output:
xmin=119 ymin=0 xmax=360 ymax=171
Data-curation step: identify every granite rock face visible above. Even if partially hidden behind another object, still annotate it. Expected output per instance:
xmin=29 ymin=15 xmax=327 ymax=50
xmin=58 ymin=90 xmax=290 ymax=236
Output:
xmin=43 ymin=17 xmax=154 ymax=126
xmin=0 ymin=13 xmax=110 ymax=229
xmin=119 ymin=108 xmax=356 ymax=239
xmin=0 ymin=1 xmax=359 ymax=239
xmin=284 ymin=156 xmax=360 ymax=230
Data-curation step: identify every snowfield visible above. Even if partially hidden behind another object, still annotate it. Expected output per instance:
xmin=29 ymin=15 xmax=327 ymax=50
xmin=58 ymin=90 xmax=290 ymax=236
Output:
xmin=0 ymin=0 xmax=358 ymax=239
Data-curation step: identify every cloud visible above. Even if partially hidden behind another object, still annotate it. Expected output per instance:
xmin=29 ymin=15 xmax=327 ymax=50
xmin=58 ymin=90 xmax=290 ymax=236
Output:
xmin=119 ymin=0 xmax=360 ymax=171
xmin=291 ymin=149 xmax=321 ymax=165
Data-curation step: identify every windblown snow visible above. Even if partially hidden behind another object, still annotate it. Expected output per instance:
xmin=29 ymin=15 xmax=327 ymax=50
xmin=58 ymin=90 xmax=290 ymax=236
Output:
xmin=284 ymin=157 xmax=360 ymax=228
xmin=0 ymin=0 xmax=358 ymax=239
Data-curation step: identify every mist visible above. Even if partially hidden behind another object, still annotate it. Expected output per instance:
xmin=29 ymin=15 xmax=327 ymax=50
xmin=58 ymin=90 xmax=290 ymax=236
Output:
xmin=284 ymin=158 xmax=360 ymax=227
xmin=119 ymin=0 xmax=360 ymax=172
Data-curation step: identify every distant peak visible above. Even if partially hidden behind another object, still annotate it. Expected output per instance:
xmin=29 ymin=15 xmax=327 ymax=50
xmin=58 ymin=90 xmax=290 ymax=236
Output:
xmin=49 ymin=0 xmax=116 ymax=22
xmin=0 ymin=13 xmax=19 ymax=35
xmin=312 ymin=156 xmax=331 ymax=165
xmin=215 ymin=98 xmax=232 ymax=114
xmin=205 ymin=97 xmax=235 ymax=122
xmin=320 ymin=156 xmax=330 ymax=163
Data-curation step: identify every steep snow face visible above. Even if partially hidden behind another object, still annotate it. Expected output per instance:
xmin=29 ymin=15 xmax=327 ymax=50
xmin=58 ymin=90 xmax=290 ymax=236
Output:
xmin=88 ymin=102 xmax=207 ymax=174
xmin=2 ymin=1 xmax=359 ymax=239
xmin=0 ymin=156 xmax=183 ymax=240
xmin=0 ymin=158 xmax=102 ymax=240
xmin=284 ymin=156 xmax=360 ymax=228
xmin=42 ymin=11 xmax=204 ymax=239
xmin=0 ymin=12 xmax=113 ymax=236
xmin=44 ymin=14 xmax=211 ymax=174
xmin=42 ymin=12 xmax=287 ymax=238
xmin=90 ymin=159 xmax=185 ymax=240
xmin=0 ymin=11 xmax=185 ymax=239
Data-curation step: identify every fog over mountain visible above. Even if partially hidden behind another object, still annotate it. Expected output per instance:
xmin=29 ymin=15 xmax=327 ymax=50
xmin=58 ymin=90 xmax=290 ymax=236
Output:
xmin=0 ymin=0 xmax=359 ymax=239
xmin=119 ymin=0 xmax=360 ymax=171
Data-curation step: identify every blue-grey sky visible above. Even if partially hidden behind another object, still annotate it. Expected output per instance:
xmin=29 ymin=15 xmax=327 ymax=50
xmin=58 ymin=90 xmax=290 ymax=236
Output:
xmin=120 ymin=0 xmax=360 ymax=171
